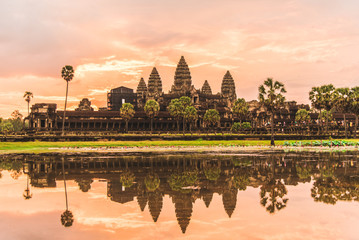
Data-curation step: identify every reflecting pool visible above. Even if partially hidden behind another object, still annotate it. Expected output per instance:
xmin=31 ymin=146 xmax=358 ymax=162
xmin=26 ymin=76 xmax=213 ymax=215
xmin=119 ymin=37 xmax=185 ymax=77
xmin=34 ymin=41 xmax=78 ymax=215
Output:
xmin=0 ymin=151 xmax=358 ymax=240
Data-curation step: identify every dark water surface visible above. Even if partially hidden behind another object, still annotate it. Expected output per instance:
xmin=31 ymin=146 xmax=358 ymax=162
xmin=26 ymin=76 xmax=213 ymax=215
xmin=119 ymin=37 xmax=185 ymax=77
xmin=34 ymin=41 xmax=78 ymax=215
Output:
xmin=0 ymin=151 xmax=358 ymax=240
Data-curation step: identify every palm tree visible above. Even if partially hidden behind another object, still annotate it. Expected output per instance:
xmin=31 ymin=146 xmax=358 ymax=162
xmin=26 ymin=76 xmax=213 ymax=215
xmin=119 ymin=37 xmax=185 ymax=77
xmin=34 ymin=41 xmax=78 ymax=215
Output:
xmin=61 ymin=157 xmax=73 ymax=227
xmin=144 ymin=100 xmax=160 ymax=134
xmin=23 ymin=174 xmax=32 ymax=200
xmin=179 ymin=96 xmax=192 ymax=133
xmin=203 ymin=109 xmax=220 ymax=134
xmin=184 ymin=106 xmax=198 ymax=134
xmin=232 ymin=98 xmax=249 ymax=123
xmin=309 ymin=85 xmax=335 ymax=134
xmin=120 ymin=103 xmax=135 ymax=133
xmin=168 ymin=98 xmax=182 ymax=133
xmin=349 ymin=87 xmax=359 ymax=138
xmin=295 ymin=109 xmax=311 ymax=135
xmin=258 ymin=78 xmax=286 ymax=146
xmin=23 ymin=91 xmax=33 ymax=116
xmin=61 ymin=65 xmax=74 ymax=135
xmin=333 ymin=88 xmax=351 ymax=138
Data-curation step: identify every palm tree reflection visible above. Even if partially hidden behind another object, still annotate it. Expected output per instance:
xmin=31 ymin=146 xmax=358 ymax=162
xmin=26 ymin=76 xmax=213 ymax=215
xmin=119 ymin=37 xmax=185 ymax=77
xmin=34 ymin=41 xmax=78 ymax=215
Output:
xmin=61 ymin=158 xmax=74 ymax=227
xmin=23 ymin=174 xmax=32 ymax=200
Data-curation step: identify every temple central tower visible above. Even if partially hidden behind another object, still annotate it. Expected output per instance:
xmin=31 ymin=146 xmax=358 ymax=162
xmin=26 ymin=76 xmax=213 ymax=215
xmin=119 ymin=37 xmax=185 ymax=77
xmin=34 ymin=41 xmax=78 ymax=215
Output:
xmin=171 ymin=56 xmax=192 ymax=95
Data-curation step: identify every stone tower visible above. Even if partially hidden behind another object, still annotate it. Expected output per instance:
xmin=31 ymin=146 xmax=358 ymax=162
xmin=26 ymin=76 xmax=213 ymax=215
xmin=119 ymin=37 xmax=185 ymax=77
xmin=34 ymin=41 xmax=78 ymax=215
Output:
xmin=173 ymin=194 xmax=193 ymax=234
xmin=222 ymin=188 xmax=238 ymax=218
xmin=221 ymin=71 xmax=236 ymax=102
xmin=171 ymin=56 xmax=192 ymax=95
xmin=201 ymin=80 xmax=212 ymax=94
xmin=148 ymin=192 xmax=163 ymax=222
xmin=136 ymin=77 xmax=147 ymax=97
xmin=147 ymin=67 xmax=162 ymax=97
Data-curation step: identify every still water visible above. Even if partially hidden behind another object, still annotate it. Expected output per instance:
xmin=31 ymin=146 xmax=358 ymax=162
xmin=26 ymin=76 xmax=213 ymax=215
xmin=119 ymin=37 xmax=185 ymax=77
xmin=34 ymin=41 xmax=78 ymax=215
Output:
xmin=0 ymin=151 xmax=358 ymax=240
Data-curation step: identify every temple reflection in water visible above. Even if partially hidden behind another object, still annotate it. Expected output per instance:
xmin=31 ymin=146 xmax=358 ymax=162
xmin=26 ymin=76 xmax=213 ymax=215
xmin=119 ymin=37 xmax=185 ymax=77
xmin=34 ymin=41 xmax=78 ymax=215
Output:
xmin=1 ymin=152 xmax=358 ymax=233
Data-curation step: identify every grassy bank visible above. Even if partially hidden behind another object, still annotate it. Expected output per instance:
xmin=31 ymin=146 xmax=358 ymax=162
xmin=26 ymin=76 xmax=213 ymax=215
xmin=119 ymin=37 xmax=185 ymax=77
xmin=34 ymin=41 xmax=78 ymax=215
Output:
xmin=0 ymin=139 xmax=358 ymax=154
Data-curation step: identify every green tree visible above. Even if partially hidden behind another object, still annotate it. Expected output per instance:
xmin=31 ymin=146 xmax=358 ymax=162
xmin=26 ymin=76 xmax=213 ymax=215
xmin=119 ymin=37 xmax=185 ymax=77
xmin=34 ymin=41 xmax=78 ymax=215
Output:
xmin=295 ymin=109 xmax=311 ymax=135
xmin=61 ymin=65 xmax=74 ymax=135
xmin=179 ymin=96 xmax=192 ymax=133
xmin=23 ymin=91 xmax=33 ymax=116
xmin=333 ymin=88 xmax=351 ymax=138
xmin=120 ymin=103 xmax=135 ymax=133
xmin=319 ymin=110 xmax=333 ymax=129
xmin=144 ymin=100 xmax=160 ymax=133
xmin=258 ymin=78 xmax=286 ymax=146
xmin=184 ymin=106 xmax=198 ymax=133
xmin=168 ymin=98 xmax=182 ymax=133
xmin=144 ymin=173 xmax=160 ymax=192
xmin=203 ymin=109 xmax=220 ymax=133
xmin=309 ymin=85 xmax=335 ymax=133
xmin=349 ymin=87 xmax=359 ymax=138
xmin=231 ymin=122 xmax=241 ymax=133
xmin=260 ymin=179 xmax=288 ymax=214
xmin=0 ymin=120 xmax=14 ymax=136
xmin=232 ymin=98 xmax=249 ymax=123
xmin=10 ymin=110 xmax=24 ymax=132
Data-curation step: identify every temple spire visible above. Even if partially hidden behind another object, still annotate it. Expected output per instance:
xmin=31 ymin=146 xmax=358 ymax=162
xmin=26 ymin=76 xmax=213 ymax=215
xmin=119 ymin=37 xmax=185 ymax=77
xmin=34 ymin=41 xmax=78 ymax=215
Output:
xmin=136 ymin=77 xmax=147 ymax=96
xmin=148 ymin=67 xmax=162 ymax=96
xmin=221 ymin=70 xmax=236 ymax=101
xmin=201 ymin=80 xmax=212 ymax=94
xmin=171 ymin=56 xmax=192 ymax=94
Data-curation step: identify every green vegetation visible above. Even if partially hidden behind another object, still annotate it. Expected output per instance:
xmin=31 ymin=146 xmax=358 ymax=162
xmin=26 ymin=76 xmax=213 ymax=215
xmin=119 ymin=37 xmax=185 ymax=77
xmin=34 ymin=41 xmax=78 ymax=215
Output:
xmin=120 ymin=103 xmax=135 ymax=133
xmin=0 ymin=139 xmax=358 ymax=154
xmin=144 ymin=99 xmax=160 ymax=133
xmin=258 ymin=78 xmax=286 ymax=146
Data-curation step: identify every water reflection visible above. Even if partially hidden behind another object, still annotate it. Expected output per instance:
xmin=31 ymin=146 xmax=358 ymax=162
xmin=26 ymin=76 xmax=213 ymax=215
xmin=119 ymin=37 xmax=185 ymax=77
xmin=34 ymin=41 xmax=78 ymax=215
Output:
xmin=0 ymin=152 xmax=358 ymax=234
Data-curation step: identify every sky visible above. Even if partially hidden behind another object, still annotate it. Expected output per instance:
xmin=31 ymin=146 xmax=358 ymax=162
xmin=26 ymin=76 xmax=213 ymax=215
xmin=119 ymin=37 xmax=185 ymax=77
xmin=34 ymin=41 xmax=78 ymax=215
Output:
xmin=1 ymin=0 xmax=359 ymax=118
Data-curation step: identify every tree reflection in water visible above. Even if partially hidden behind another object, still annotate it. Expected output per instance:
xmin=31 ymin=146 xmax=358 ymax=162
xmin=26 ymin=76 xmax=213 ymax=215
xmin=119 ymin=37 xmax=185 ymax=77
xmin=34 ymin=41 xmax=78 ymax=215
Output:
xmin=61 ymin=157 xmax=74 ymax=227
xmin=1 ymin=152 xmax=358 ymax=233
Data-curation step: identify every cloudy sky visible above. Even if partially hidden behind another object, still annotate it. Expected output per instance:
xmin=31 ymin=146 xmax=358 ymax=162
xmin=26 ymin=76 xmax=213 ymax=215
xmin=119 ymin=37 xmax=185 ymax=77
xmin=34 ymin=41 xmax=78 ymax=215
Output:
xmin=1 ymin=0 xmax=359 ymax=117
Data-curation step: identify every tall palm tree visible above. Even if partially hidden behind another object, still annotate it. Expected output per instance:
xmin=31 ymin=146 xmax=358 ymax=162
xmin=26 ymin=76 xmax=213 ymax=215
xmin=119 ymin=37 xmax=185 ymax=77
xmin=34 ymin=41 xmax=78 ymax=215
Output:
xmin=184 ymin=106 xmax=198 ymax=134
xmin=349 ymin=87 xmax=359 ymax=138
xmin=295 ymin=109 xmax=311 ymax=135
xmin=61 ymin=157 xmax=74 ymax=227
xmin=144 ymin=100 xmax=160 ymax=134
xmin=120 ymin=103 xmax=135 ymax=133
xmin=23 ymin=91 xmax=33 ymax=116
xmin=23 ymin=174 xmax=32 ymax=200
xmin=258 ymin=78 xmax=286 ymax=146
xmin=61 ymin=65 xmax=74 ymax=135
xmin=203 ymin=109 xmax=220 ymax=133
xmin=232 ymin=98 xmax=249 ymax=123
xmin=179 ymin=96 xmax=192 ymax=134
xmin=168 ymin=98 xmax=182 ymax=133
xmin=333 ymin=88 xmax=351 ymax=138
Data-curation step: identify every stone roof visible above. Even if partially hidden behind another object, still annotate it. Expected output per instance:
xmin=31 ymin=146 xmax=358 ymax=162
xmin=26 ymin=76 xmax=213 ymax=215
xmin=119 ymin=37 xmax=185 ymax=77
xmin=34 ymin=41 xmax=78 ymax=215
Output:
xmin=221 ymin=71 xmax=236 ymax=101
xmin=136 ymin=77 xmax=147 ymax=95
xmin=172 ymin=56 xmax=192 ymax=93
xmin=201 ymin=80 xmax=212 ymax=94
xmin=148 ymin=67 xmax=162 ymax=94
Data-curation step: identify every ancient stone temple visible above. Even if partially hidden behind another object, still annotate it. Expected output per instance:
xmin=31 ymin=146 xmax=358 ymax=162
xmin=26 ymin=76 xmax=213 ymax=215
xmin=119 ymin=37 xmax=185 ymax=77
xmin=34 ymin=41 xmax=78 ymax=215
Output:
xmin=221 ymin=71 xmax=237 ymax=103
xmin=147 ymin=67 xmax=162 ymax=98
xmin=75 ymin=98 xmax=94 ymax=111
xmin=170 ymin=56 xmax=195 ymax=95
xmin=201 ymin=80 xmax=212 ymax=95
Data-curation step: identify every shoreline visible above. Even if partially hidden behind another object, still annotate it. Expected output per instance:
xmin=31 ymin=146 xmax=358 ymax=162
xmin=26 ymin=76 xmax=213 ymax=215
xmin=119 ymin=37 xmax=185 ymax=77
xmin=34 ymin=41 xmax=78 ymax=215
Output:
xmin=1 ymin=144 xmax=358 ymax=156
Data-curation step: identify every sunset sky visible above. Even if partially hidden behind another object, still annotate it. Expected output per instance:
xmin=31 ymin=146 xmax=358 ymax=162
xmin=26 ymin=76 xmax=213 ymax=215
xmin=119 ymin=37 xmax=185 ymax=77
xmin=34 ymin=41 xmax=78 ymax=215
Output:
xmin=1 ymin=0 xmax=359 ymax=118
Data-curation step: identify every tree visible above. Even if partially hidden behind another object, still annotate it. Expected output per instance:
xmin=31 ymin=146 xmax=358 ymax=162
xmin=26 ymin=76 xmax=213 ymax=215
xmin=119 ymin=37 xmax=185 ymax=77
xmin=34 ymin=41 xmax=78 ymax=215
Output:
xmin=232 ymin=98 xmax=249 ymax=123
xmin=258 ymin=78 xmax=286 ymax=146
xmin=0 ymin=121 xmax=14 ymax=136
xmin=144 ymin=100 xmax=160 ymax=133
xmin=168 ymin=98 xmax=182 ymax=133
xmin=184 ymin=106 xmax=198 ymax=133
xmin=319 ymin=110 xmax=333 ymax=129
xmin=231 ymin=122 xmax=241 ymax=133
xmin=203 ymin=109 xmax=220 ymax=133
xmin=120 ymin=103 xmax=135 ymax=133
xmin=61 ymin=65 xmax=74 ymax=135
xmin=179 ymin=96 xmax=192 ymax=133
xmin=10 ymin=110 xmax=24 ymax=132
xmin=295 ymin=109 xmax=311 ymax=135
xmin=23 ymin=91 xmax=33 ymax=116
xmin=333 ymin=88 xmax=351 ymax=138
xmin=349 ymin=87 xmax=359 ymax=138
xmin=309 ymin=85 xmax=335 ymax=133
xmin=61 ymin=158 xmax=73 ymax=227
